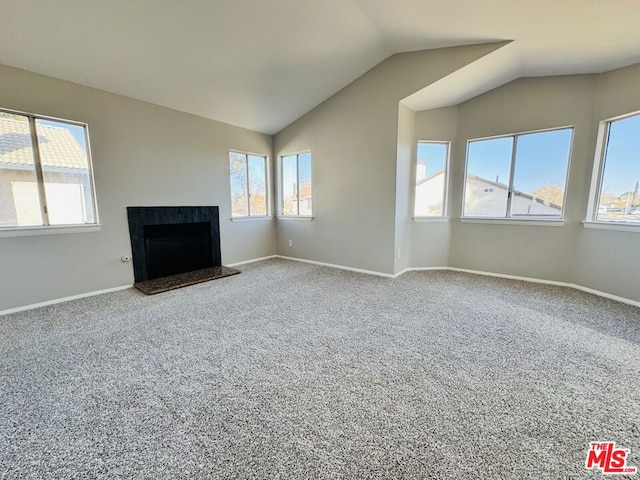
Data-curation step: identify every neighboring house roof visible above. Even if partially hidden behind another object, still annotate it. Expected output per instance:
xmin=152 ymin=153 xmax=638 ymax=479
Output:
xmin=417 ymin=169 xmax=562 ymax=210
xmin=0 ymin=118 xmax=88 ymax=170
xmin=416 ymin=168 xmax=445 ymax=186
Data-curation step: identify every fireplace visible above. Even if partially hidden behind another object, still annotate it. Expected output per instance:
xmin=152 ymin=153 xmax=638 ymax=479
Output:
xmin=127 ymin=206 xmax=222 ymax=283
xmin=144 ymin=222 xmax=214 ymax=280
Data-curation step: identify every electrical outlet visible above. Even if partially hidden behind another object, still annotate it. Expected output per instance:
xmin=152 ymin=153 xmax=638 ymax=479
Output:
xmin=288 ymin=239 xmax=293 ymax=247
xmin=397 ymin=249 xmax=402 ymax=259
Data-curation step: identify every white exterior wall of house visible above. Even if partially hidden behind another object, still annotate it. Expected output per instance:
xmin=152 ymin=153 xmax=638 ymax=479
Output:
xmin=42 ymin=172 xmax=91 ymax=225
xmin=414 ymin=173 xmax=445 ymax=217
xmin=462 ymin=176 xmax=508 ymax=216
xmin=0 ymin=169 xmax=39 ymax=225
xmin=298 ymin=196 xmax=312 ymax=216
xmin=463 ymin=176 xmax=561 ymax=217
xmin=416 ymin=172 xmax=561 ymax=218
xmin=0 ymin=168 xmax=90 ymax=226
xmin=509 ymin=194 xmax=561 ymax=216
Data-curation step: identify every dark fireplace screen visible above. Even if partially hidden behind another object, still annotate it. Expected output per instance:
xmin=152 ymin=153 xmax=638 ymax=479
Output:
xmin=144 ymin=222 xmax=213 ymax=280
xmin=127 ymin=206 xmax=222 ymax=283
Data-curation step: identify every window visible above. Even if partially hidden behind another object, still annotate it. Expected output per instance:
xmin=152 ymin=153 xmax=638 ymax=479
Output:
xmin=0 ymin=109 xmax=98 ymax=229
xmin=463 ymin=127 xmax=573 ymax=219
xmin=589 ymin=112 xmax=640 ymax=224
xmin=229 ymin=151 xmax=268 ymax=217
xmin=281 ymin=152 xmax=312 ymax=216
xmin=414 ymin=141 xmax=449 ymax=217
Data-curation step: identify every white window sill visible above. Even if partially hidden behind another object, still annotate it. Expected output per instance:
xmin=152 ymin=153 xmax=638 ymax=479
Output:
xmin=230 ymin=216 xmax=273 ymax=223
xmin=413 ymin=217 xmax=449 ymax=223
xmin=0 ymin=224 xmax=102 ymax=238
xmin=582 ymin=221 xmax=640 ymax=233
xmin=277 ymin=215 xmax=314 ymax=222
xmin=460 ymin=218 xmax=565 ymax=227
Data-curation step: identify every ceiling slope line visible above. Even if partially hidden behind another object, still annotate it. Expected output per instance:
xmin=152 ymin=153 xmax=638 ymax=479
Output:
xmin=401 ymin=40 xmax=520 ymax=111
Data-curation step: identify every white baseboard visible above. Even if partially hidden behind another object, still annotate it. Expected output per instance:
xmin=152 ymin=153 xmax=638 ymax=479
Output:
xmin=226 ymin=255 xmax=278 ymax=267
xmin=3 ymin=258 xmax=638 ymax=316
xmin=1 ymin=254 xmax=275 ymax=316
xmin=1 ymin=253 xmax=281 ymax=316
xmin=1 ymin=285 xmax=133 ymax=317
xmin=447 ymin=267 xmax=569 ymax=286
xmin=276 ymin=255 xmax=396 ymax=278
xmin=446 ymin=267 xmax=640 ymax=308
xmin=275 ymin=258 xmax=640 ymax=308
xmin=565 ymin=283 xmax=640 ymax=308
xmin=394 ymin=266 xmax=449 ymax=278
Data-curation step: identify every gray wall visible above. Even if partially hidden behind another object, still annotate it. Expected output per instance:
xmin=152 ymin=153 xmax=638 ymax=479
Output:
xmin=449 ymin=75 xmax=596 ymax=283
xmin=409 ymin=106 xmax=457 ymax=268
xmin=571 ymin=64 xmax=640 ymax=300
xmin=394 ymin=103 xmax=415 ymax=273
xmin=274 ymin=43 xmax=505 ymax=274
xmin=0 ymin=64 xmax=275 ymax=310
xmin=275 ymin=47 xmax=640 ymax=301
xmin=4 ymin=51 xmax=639 ymax=310
xmin=411 ymin=68 xmax=640 ymax=302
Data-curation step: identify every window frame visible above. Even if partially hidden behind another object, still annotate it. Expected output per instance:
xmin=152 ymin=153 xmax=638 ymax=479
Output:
xmin=279 ymin=150 xmax=312 ymax=218
xmin=0 ymin=107 xmax=100 ymax=236
xmin=585 ymin=110 xmax=640 ymax=231
xmin=461 ymin=126 xmax=574 ymax=222
xmin=413 ymin=140 xmax=450 ymax=220
xmin=228 ymin=150 xmax=270 ymax=219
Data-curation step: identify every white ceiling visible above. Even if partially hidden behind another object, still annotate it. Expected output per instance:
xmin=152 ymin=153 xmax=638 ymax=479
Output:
xmin=1 ymin=0 xmax=639 ymax=134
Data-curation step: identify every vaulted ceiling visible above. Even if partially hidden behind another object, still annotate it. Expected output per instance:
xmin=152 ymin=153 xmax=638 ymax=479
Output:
xmin=1 ymin=0 xmax=639 ymax=134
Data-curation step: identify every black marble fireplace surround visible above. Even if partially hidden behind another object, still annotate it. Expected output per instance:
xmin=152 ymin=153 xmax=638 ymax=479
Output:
xmin=127 ymin=206 xmax=222 ymax=283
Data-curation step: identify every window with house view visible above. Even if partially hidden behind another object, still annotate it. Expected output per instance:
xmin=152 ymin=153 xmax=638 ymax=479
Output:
xmin=0 ymin=109 xmax=97 ymax=228
xmin=229 ymin=151 xmax=268 ymax=217
xmin=463 ymin=127 xmax=573 ymax=218
xmin=281 ymin=152 xmax=312 ymax=216
xmin=414 ymin=141 xmax=449 ymax=217
xmin=591 ymin=112 xmax=640 ymax=224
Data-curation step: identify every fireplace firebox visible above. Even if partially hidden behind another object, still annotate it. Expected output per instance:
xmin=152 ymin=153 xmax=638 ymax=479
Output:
xmin=144 ymin=222 xmax=213 ymax=280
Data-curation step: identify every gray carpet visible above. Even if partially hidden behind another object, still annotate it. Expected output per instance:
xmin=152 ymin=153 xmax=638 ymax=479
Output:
xmin=1 ymin=258 xmax=639 ymax=479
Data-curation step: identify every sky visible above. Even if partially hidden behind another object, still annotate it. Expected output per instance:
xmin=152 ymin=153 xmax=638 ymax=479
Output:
xmin=602 ymin=114 xmax=640 ymax=196
xmin=464 ymin=118 xmax=640 ymax=197
xmin=417 ymin=142 xmax=447 ymax=176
